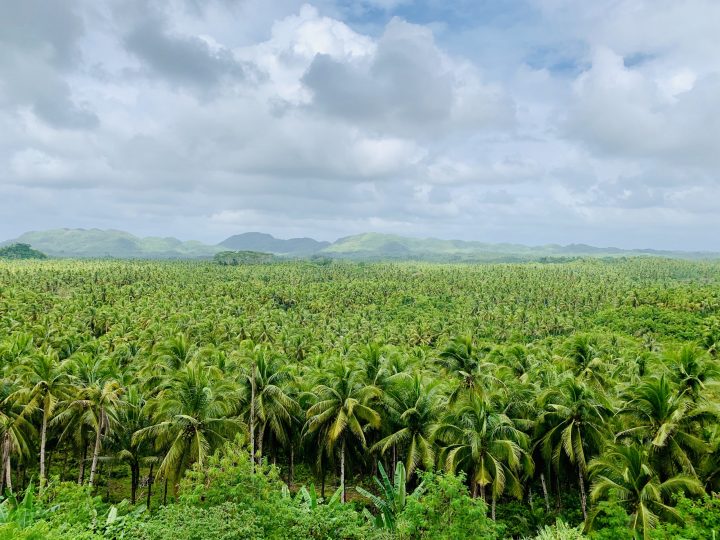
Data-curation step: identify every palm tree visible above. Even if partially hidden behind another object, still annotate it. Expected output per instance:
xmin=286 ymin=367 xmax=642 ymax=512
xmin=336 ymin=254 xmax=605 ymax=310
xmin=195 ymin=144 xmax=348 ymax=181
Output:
xmin=133 ymin=360 xmax=242 ymax=494
xmin=372 ymin=374 xmax=441 ymax=478
xmin=107 ymin=386 xmax=155 ymax=504
xmin=0 ymin=380 xmax=35 ymax=492
xmin=304 ymin=361 xmax=381 ymax=502
xmin=587 ymin=444 xmax=703 ymax=539
xmin=666 ymin=344 xmax=717 ymax=401
xmin=536 ymin=378 xmax=610 ymax=519
xmin=434 ymin=391 xmax=532 ymax=519
xmin=617 ymin=375 xmax=711 ymax=479
xmin=243 ymin=348 xmax=298 ymax=465
xmin=58 ymin=353 xmax=124 ymax=487
xmin=15 ymin=348 xmax=70 ymax=488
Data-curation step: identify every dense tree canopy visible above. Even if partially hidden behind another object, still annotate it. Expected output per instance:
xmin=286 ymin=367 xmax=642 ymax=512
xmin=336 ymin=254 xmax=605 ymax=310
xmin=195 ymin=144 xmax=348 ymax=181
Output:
xmin=0 ymin=258 xmax=719 ymax=538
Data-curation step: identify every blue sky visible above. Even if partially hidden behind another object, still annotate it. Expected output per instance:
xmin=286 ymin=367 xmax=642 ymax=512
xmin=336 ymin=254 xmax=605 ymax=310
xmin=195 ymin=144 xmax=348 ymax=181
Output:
xmin=1 ymin=0 xmax=718 ymax=249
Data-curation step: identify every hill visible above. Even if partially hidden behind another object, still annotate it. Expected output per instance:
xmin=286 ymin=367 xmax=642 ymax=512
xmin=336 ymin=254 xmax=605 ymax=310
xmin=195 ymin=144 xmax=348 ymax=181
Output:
xmin=0 ymin=243 xmax=48 ymax=260
xmin=4 ymin=229 xmax=221 ymax=259
xmin=219 ymin=232 xmax=330 ymax=255
xmin=321 ymin=233 xmax=720 ymax=262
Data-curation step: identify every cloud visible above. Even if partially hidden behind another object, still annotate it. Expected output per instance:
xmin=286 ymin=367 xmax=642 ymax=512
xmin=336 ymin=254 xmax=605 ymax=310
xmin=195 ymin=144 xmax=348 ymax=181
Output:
xmin=1 ymin=1 xmax=719 ymax=250
xmin=302 ymin=17 xmax=514 ymax=136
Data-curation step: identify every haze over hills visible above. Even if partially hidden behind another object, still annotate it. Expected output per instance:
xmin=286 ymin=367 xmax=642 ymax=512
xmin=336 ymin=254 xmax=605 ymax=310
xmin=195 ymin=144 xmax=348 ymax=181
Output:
xmin=219 ymin=232 xmax=330 ymax=255
xmin=1 ymin=228 xmax=718 ymax=261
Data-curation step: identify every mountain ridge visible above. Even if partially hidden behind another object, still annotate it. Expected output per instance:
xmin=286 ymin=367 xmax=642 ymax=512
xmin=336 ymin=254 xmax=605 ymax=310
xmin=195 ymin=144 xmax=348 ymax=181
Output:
xmin=1 ymin=228 xmax=718 ymax=261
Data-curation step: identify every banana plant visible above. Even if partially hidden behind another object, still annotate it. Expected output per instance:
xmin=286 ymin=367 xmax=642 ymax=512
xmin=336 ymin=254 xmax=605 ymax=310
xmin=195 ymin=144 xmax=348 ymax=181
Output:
xmin=356 ymin=461 xmax=423 ymax=530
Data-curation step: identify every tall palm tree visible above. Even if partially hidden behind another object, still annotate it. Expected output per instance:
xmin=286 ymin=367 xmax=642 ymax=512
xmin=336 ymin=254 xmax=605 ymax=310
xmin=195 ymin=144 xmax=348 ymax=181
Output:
xmin=617 ymin=375 xmax=711 ymax=479
xmin=0 ymin=380 xmax=35 ymax=492
xmin=58 ymin=353 xmax=124 ymax=487
xmin=666 ymin=344 xmax=717 ymax=401
xmin=587 ymin=444 xmax=703 ymax=539
xmin=107 ymin=385 xmax=155 ymax=504
xmin=246 ymin=349 xmax=299 ymax=465
xmin=133 ymin=360 xmax=242 ymax=494
xmin=536 ymin=378 xmax=610 ymax=519
xmin=434 ymin=391 xmax=532 ymax=520
xmin=372 ymin=374 xmax=441 ymax=479
xmin=304 ymin=361 xmax=381 ymax=502
xmin=15 ymin=348 xmax=70 ymax=488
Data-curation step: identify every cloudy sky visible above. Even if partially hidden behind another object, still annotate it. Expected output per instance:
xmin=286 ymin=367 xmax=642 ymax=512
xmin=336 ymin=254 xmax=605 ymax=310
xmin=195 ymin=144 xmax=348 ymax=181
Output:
xmin=1 ymin=0 xmax=719 ymax=249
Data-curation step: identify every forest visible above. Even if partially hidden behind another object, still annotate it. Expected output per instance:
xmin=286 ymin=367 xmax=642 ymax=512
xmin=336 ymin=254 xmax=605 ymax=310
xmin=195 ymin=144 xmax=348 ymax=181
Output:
xmin=0 ymin=258 xmax=719 ymax=539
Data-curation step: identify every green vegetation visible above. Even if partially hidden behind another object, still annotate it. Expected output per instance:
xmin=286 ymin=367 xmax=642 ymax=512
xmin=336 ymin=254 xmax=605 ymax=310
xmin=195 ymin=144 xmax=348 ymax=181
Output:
xmin=0 ymin=258 xmax=719 ymax=538
xmin=0 ymin=243 xmax=47 ymax=260
xmin=214 ymin=250 xmax=279 ymax=265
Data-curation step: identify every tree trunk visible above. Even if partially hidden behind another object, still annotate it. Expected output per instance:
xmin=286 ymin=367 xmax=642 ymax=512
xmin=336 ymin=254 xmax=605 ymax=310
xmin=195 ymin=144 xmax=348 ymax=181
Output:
xmin=578 ymin=467 xmax=588 ymax=520
xmin=491 ymin=494 xmax=496 ymax=521
xmin=131 ymin=462 xmax=138 ymax=504
xmin=163 ymin=477 xmax=168 ymax=505
xmin=479 ymin=482 xmax=486 ymax=503
xmin=289 ymin=446 xmax=294 ymax=485
xmin=540 ymin=472 xmax=550 ymax=512
xmin=340 ymin=438 xmax=346 ymax=503
xmin=257 ymin=423 xmax=265 ymax=466
xmin=40 ymin=403 xmax=48 ymax=489
xmin=88 ymin=413 xmax=104 ymax=487
xmin=321 ymin=464 xmax=326 ymax=498
xmin=147 ymin=463 xmax=154 ymax=510
xmin=472 ymin=479 xmax=478 ymax=498
xmin=250 ymin=362 xmax=256 ymax=474
xmin=78 ymin=442 xmax=87 ymax=484
xmin=4 ymin=434 xmax=13 ymax=493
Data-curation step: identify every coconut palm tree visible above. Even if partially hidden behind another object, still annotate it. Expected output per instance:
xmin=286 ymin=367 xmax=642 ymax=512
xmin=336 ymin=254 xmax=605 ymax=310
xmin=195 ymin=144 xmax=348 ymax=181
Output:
xmin=535 ymin=378 xmax=611 ymax=519
xmin=434 ymin=391 xmax=532 ymax=520
xmin=58 ymin=353 xmax=124 ymax=487
xmin=304 ymin=360 xmax=381 ymax=502
xmin=617 ymin=375 xmax=711 ymax=479
xmin=15 ymin=348 xmax=70 ymax=488
xmin=133 ymin=360 xmax=242 ymax=494
xmin=587 ymin=444 xmax=703 ymax=539
xmin=372 ymin=373 xmax=441 ymax=479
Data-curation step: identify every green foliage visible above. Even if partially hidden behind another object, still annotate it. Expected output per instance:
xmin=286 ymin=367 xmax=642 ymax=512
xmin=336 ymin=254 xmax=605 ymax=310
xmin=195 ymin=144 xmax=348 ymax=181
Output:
xmin=356 ymin=461 xmax=420 ymax=530
xmin=0 ymin=243 xmax=47 ymax=260
xmin=213 ymin=250 xmax=278 ymax=265
xmin=395 ymin=471 xmax=502 ymax=539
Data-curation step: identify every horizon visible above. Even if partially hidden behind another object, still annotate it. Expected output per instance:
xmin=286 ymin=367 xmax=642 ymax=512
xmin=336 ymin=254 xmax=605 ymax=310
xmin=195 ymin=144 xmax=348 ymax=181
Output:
xmin=5 ymin=226 xmax=719 ymax=254
xmin=2 ymin=1 xmax=719 ymax=251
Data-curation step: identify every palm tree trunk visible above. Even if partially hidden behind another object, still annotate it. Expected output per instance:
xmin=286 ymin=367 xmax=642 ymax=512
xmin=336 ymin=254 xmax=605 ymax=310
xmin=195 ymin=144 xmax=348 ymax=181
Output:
xmin=40 ymin=406 xmax=48 ymax=489
xmin=88 ymin=415 xmax=104 ymax=487
xmin=4 ymin=434 xmax=13 ymax=493
xmin=479 ymin=482 xmax=485 ymax=503
xmin=131 ymin=462 xmax=138 ymax=504
xmin=340 ymin=438 xmax=346 ymax=503
xmin=491 ymin=494 xmax=496 ymax=521
xmin=540 ymin=472 xmax=550 ymax=512
xmin=578 ymin=467 xmax=588 ymax=520
xmin=257 ymin=423 xmax=265 ymax=465
xmin=289 ymin=446 xmax=294 ymax=485
xmin=147 ymin=463 xmax=154 ymax=510
xmin=163 ymin=477 xmax=168 ymax=505
xmin=78 ymin=442 xmax=87 ymax=484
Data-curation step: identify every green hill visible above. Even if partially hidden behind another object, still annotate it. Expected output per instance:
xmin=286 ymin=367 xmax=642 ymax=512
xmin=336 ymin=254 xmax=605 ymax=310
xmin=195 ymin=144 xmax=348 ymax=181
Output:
xmin=321 ymin=233 xmax=719 ymax=262
xmin=219 ymin=232 xmax=330 ymax=255
xmin=5 ymin=229 xmax=221 ymax=259
xmin=0 ymin=243 xmax=48 ymax=260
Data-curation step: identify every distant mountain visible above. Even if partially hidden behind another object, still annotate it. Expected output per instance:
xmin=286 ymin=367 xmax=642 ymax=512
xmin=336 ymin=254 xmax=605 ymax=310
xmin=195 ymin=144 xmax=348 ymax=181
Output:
xmin=2 ymin=229 xmax=717 ymax=261
xmin=4 ymin=229 xmax=221 ymax=259
xmin=321 ymin=233 xmax=720 ymax=262
xmin=219 ymin=232 xmax=330 ymax=255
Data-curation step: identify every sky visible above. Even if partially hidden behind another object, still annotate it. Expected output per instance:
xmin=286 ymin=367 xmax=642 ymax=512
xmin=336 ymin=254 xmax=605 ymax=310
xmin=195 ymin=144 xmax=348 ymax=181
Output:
xmin=1 ymin=0 xmax=719 ymax=250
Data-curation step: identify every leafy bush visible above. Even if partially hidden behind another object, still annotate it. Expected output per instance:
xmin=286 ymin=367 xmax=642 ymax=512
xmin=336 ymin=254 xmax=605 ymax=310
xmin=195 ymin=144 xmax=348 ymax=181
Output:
xmin=395 ymin=471 xmax=502 ymax=539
